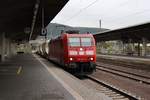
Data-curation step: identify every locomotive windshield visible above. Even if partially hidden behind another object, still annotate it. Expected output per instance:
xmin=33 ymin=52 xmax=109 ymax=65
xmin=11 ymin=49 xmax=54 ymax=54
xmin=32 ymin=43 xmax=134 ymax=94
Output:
xmin=68 ymin=37 xmax=80 ymax=46
xmin=68 ymin=37 xmax=93 ymax=46
xmin=81 ymin=37 xmax=93 ymax=46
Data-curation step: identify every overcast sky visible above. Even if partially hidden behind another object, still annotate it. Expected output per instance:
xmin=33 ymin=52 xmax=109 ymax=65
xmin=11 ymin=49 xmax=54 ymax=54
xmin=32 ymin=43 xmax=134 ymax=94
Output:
xmin=51 ymin=0 xmax=150 ymax=29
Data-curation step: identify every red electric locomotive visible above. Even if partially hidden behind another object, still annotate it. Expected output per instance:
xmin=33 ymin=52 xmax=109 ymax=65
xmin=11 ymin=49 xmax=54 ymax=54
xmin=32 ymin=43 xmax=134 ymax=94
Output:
xmin=48 ymin=31 xmax=96 ymax=75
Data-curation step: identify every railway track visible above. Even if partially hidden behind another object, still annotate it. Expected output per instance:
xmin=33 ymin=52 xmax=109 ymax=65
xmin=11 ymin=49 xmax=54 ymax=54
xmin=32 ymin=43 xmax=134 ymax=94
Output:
xmin=96 ymin=63 xmax=150 ymax=85
xmin=86 ymin=75 xmax=139 ymax=100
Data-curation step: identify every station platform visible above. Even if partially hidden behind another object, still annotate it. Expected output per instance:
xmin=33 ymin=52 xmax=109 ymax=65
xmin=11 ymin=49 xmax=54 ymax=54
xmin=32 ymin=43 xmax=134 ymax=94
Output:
xmin=0 ymin=53 xmax=112 ymax=100
xmin=97 ymin=54 xmax=150 ymax=64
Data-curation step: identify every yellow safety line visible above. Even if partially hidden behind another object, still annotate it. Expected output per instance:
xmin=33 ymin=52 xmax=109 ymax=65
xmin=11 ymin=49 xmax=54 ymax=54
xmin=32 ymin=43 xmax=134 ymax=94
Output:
xmin=17 ymin=66 xmax=22 ymax=75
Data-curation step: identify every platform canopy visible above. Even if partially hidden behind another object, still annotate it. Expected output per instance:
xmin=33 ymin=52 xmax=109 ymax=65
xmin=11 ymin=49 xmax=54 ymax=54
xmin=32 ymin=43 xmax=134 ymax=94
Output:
xmin=94 ymin=22 xmax=150 ymax=43
xmin=0 ymin=0 xmax=68 ymax=42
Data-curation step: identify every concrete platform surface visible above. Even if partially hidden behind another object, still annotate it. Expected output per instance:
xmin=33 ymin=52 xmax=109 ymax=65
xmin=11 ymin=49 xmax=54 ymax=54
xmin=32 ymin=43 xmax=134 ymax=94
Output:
xmin=0 ymin=53 xmax=112 ymax=100
xmin=0 ymin=54 xmax=75 ymax=100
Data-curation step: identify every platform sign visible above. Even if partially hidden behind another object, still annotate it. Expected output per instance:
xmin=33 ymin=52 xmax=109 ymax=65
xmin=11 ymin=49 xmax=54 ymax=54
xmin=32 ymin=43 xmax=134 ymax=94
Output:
xmin=41 ymin=28 xmax=47 ymax=36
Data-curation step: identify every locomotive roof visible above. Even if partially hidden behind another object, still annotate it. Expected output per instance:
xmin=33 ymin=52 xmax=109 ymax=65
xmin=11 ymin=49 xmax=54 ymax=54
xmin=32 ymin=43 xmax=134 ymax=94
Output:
xmin=50 ymin=33 xmax=94 ymax=42
xmin=65 ymin=33 xmax=93 ymax=37
xmin=65 ymin=30 xmax=79 ymax=34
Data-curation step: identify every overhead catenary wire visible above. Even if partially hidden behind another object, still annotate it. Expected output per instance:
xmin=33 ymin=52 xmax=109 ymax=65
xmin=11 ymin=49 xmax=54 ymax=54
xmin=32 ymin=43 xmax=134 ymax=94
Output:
xmin=63 ymin=0 xmax=132 ymax=24
xmin=63 ymin=0 xmax=99 ymax=23
xmin=104 ymin=8 xmax=150 ymax=25
xmin=52 ymin=0 xmax=150 ymax=30
xmin=99 ymin=0 xmax=150 ymax=26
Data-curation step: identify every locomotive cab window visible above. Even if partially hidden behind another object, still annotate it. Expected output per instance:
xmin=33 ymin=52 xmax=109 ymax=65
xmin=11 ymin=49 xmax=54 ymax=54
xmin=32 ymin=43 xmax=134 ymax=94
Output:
xmin=81 ymin=37 xmax=93 ymax=46
xmin=68 ymin=37 xmax=93 ymax=47
xmin=68 ymin=37 xmax=80 ymax=46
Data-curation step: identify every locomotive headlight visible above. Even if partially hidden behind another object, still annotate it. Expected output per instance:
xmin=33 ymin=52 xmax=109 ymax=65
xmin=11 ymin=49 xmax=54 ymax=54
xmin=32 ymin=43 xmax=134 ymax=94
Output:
xmin=70 ymin=57 xmax=73 ymax=61
xmin=90 ymin=57 xmax=94 ymax=61
xmin=86 ymin=50 xmax=94 ymax=55
xmin=69 ymin=51 xmax=77 ymax=55
xmin=80 ymin=48 xmax=83 ymax=51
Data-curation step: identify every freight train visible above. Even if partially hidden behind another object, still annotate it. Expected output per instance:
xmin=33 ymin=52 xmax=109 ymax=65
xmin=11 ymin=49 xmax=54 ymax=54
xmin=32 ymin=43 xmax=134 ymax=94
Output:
xmin=38 ymin=31 xmax=96 ymax=75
